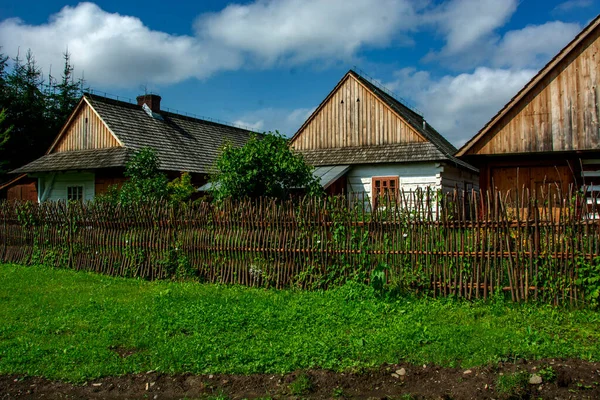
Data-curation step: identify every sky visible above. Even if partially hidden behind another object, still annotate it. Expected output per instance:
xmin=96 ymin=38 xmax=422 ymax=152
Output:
xmin=0 ymin=0 xmax=599 ymax=147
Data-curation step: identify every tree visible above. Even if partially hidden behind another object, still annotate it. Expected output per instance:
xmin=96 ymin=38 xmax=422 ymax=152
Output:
xmin=109 ymin=148 xmax=169 ymax=204
xmin=0 ymin=109 xmax=12 ymax=173
xmin=100 ymin=148 xmax=195 ymax=205
xmin=47 ymin=51 xmax=84 ymax=130
xmin=0 ymin=49 xmax=84 ymax=182
xmin=209 ymin=131 xmax=322 ymax=201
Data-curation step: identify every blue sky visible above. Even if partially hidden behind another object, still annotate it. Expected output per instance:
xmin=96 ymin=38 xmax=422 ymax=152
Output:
xmin=1 ymin=0 xmax=598 ymax=146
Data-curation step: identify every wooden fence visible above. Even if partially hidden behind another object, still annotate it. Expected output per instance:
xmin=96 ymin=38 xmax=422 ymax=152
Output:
xmin=1 ymin=187 xmax=599 ymax=305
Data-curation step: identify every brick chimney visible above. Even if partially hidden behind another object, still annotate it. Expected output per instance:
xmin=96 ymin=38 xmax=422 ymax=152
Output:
xmin=136 ymin=94 xmax=161 ymax=113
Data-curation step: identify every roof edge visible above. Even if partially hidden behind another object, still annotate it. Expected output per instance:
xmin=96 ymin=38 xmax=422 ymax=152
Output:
xmin=456 ymin=13 xmax=600 ymax=157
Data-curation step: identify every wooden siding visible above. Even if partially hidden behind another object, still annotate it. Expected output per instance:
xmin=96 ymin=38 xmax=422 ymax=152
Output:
xmin=472 ymin=27 xmax=600 ymax=155
xmin=53 ymin=101 xmax=120 ymax=153
xmin=292 ymin=75 xmax=426 ymax=150
xmin=6 ymin=182 xmax=37 ymax=202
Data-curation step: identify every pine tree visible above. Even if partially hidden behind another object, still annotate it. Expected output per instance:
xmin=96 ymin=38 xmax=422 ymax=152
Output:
xmin=48 ymin=50 xmax=84 ymax=131
xmin=0 ymin=50 xmax=50 ymax=180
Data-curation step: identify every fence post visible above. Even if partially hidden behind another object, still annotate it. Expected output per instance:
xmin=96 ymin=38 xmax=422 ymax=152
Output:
xmin=67 ymin=202 xmax=73 ymax=269
xmin=1 ymin=204 xmax=6 ymax=262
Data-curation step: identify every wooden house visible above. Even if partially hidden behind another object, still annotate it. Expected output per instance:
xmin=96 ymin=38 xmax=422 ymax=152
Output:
xmin=7 ymin=93 xmax=254 ymax=202
xmin=456 ymin=15 xmax=600 ymax=198
xmin=290 ymin=70 xmax=479 ymax=208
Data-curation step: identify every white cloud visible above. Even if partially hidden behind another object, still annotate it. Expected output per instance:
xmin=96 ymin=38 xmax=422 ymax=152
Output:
xmin=0 ymin=3 xmax=242 ymax=87
xmin=233 ymin=119 xmax=265 ymax=131
xmin=234 ymin=107 xmax=316 ymax=136
xmin=553 ymin=0 xmax=593 ymax=13
xmin=196 ymin=0 xmax=418 ymax=65
xmin=0 ymin=1 xmax=419 ymax=87
xmin=426 ymin=0 xmax=518 ymax=55
xmin=386 ymin=67 xmax=536 ymax=146
xmin=493 ymin=21 xmax=581 ymax=68
xmin=424 ymin=4 xmax=581 ymax=71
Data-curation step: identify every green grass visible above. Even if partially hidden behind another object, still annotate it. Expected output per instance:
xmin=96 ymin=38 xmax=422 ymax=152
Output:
xmin=288 ymin=373 xmax=313 ymax=396
xmin=1 ymin=263 xmax=600 ymax=382
xmin=496 ymin=371 xmax=529 ymax=398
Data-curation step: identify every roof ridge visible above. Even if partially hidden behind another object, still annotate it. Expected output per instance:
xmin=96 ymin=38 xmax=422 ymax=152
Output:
xmin=84 ymin=92 xmax=257 ymax=133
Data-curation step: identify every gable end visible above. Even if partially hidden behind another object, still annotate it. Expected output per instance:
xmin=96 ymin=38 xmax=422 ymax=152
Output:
xmin=47 ymin=96 xmax=123 ymax=154
xmin=291 ymin=72 xmax=427 ymax=151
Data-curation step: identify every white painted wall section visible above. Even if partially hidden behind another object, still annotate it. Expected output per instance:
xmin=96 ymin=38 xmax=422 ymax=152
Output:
xmin=346 ymin=163 xmax=443 ymax=213
xmin=440 ymin=164 xmax=479 ymax=193
xmin=37 ymin=172 xmax=95 ymax=202
xmin=346 ymin=163 xmax=443 ymax=196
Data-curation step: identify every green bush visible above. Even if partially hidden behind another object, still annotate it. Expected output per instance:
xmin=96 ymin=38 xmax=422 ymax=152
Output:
xmin=209 ymin=131 xmax=322 ymax=201
xmin=98 ymin=148 xmax=195 ymax=205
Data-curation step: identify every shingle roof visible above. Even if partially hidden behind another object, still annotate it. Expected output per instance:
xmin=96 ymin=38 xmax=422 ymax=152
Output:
xmin=293 ymin=70 xmax=476 ymax=172
xmin=11 ymin=93 xmax=256 ymax=175
xmin=85 ymin=93 xmax=255 ymax=174
xmin=300 ymin=142 xmax=477 ymax=172
xmin=11 ymin=148 xmax=133 ymax=174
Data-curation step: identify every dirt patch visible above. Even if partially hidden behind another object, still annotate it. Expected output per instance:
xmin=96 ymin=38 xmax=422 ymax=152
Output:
xmin=1 ymin=359 xmax=599 ymax=399
xmin=108 ymin=346 xmax=139 ymax=359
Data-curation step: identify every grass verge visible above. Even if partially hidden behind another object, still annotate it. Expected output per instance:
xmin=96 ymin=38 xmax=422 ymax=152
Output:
xmin=1 ymin=263 xmax=599 ymax=382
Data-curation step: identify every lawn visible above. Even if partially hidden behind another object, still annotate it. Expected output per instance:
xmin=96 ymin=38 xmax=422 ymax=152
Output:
xmin=0 ymin=263 xmax=599 ymax=382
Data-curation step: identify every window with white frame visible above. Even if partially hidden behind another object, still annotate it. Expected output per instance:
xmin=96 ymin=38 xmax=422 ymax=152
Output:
xmin=67 ymin=186 xmax=84 ymax=201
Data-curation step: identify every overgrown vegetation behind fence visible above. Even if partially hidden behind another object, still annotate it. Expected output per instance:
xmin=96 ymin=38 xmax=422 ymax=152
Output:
xmin=1 ymin=187 xmax=599 ymax=305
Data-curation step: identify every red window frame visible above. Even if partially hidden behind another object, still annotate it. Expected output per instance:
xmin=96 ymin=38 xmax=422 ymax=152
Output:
xmin=372 ymin=176 xmax=399 ymax=209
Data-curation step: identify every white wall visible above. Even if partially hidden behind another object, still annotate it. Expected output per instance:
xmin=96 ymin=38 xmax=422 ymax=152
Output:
xmin=346 ymin=163 xmax=442 ymax=211
xmin=440 ymin=164 xmax=480 ymax=193
xmin=37 ymin=172 xmax=95 ymax=202
xmin=346 ymin=162 xmax=442 ymax=195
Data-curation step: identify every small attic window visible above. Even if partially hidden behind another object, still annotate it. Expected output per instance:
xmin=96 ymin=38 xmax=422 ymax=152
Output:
xmin=142 ymin=103 xmax=164 ymax=121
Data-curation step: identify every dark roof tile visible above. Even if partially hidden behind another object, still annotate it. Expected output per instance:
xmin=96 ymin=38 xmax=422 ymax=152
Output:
xmin=12 ymin=148 xmax=133 ymax=174
xmin=85 ymin=94 xmax=254 ymax=174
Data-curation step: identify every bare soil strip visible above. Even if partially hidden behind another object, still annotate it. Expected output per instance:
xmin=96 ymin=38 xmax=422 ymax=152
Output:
xmin=2 ymin=359 xmax=600 ymax=399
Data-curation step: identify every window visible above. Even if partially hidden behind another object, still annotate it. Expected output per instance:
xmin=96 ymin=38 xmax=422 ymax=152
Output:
xmin=67 ymin=186 xmax=84 ymax=201
xmin=372 ymin=176 xmax=399 ymax=208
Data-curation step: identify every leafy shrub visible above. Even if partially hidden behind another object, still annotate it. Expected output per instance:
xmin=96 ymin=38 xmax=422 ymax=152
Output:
xmin=98 ymin=148 xmax=194 ymax=205
xmin=209 ymin=131 xmax=322 ymax=201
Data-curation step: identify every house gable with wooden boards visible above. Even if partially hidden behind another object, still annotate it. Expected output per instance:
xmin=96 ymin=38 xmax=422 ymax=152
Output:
xmin=456 ymin=14 xmax=600 ymax=197
xmin=6 ymin=93 xmax=254 ymax=202
xmin=290 ymin=70 xmax=478 ymax=208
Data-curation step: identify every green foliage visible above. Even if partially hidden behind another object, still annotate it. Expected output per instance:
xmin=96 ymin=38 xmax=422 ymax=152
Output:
xmin=370 ymin=262 xmax=388 ymax=293
xmin=1 ymin=264 xmax=600 ymax=382
xmin=98 ymin=148 xmax=196 ymax=205
xmin=537 ymin=365 xmax=556 ymax=382
xmin=0 ymin=49 xmax=84 ymax=179
xmin=168 ymin=172 xmax=196 ymax=203
xmin=288 ymin=373 xmax=313 ymax=396
xmin=0 ymin=108 xmax=11 ymax=150
xmin=576 ymin=256 xmax=600 ymax=308
xmin=495 ymin=371 xmax=529 ymax=398
xmin=210 ymin=132 xmax=322 ymax=201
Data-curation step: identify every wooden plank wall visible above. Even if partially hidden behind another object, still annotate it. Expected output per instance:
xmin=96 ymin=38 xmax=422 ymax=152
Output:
xmin=292 ymin=75 xmax=426 ymax=150
xmin=53 ymin=102 xmax=120 ymax=153
xmin=474 ymin=27 xmax=600 ymax=155
xmin=6 ymin=182 xmax=37 ymax=202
